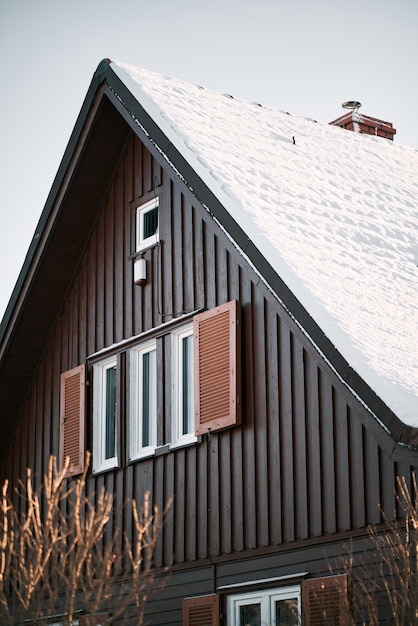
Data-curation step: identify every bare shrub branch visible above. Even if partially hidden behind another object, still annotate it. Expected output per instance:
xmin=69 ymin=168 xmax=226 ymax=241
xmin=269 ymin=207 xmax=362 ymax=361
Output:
xmin=337 ymin=473 xmax=418 ymax=625
xmin=0 ymin=455 xmax=169 ymax=625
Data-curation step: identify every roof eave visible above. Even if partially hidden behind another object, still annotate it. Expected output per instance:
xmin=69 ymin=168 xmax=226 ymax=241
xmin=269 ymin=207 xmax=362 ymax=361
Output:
xmin=0 ymin=59 xmax=111 ymax=357
xmin=0 ymin=60 xmax=131 ymax=456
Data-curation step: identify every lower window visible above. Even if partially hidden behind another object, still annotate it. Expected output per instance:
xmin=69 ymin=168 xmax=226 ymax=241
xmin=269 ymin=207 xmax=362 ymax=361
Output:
xmin=228 ymin=585 xmax=300 ymax=626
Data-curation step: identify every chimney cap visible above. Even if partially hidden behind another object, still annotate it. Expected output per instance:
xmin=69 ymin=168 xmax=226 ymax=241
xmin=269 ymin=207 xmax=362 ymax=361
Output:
xmin=342 ymin=100 xmax=362 ymax=111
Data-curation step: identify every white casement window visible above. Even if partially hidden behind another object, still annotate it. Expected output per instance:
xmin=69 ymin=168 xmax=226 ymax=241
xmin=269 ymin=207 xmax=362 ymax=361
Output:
xmin=228 ymin=585 xmax=300 ymax=626
xmin=136 ymin=197 xmax=159 ymax=251
xmin=172 ymin=324 xmax=196 ymax=446
xmin=92 ymin=356 xmax=118 ymax=474
xmin=129 ymin=340 xmax=157 ymax=460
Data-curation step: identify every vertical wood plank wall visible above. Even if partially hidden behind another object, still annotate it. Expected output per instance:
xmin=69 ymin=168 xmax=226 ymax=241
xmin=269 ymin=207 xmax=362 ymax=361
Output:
xmin=3 ymin=131 xmax=417 ymax=571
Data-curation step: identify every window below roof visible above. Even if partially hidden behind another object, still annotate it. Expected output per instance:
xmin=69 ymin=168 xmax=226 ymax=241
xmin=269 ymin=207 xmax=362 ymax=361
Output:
xmin=62 ymin=301 xmax=241 ymax=474
xmin=136 ymin=197 xmax=159 ymax=251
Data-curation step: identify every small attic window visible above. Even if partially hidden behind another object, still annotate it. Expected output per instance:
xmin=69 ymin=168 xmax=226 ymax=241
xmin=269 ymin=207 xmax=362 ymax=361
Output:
xmin=136 ymin=197 xmax=159 ymax=251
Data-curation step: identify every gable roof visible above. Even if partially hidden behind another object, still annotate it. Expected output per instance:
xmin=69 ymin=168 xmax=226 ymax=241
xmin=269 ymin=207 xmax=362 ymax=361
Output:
xmin=111 ymin=60 xmax=418 ymax=429
xmin=1 ymin=59 xmax=417 ymax=458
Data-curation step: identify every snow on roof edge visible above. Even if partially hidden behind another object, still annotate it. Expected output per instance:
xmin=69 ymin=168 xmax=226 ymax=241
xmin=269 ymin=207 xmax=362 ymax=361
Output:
xmin=109 ymin=61 xmax=418 ymax=430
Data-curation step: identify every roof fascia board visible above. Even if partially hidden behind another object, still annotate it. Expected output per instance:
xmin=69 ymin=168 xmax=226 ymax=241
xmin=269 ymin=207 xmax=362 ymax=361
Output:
xmin=0 ymin=64 xmax=109 ymax=360
xmin=102 ymin=63 xmax=410 ymax=449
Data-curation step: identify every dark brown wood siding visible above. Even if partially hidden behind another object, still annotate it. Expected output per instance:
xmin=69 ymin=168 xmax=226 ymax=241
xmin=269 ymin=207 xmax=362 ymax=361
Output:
xmin=2 ymin=129 xmax=418 ymax=582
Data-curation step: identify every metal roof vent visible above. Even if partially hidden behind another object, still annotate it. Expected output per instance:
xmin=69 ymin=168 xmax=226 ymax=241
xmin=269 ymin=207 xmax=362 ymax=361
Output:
xmin=342 ymin=100 xmax=362 ymax=112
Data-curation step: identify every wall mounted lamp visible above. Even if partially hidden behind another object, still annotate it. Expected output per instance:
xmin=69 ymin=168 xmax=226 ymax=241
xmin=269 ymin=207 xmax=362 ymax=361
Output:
xmin=134 ymin=257 xmax=147 ymax=286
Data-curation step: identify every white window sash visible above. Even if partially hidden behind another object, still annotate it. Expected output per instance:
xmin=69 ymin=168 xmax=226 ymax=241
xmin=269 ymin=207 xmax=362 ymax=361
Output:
xmin=136 ymin=197 xmax=159 ymax=252
xmin=92 ymin=356 xmax=118 ymax=474
xmin=228 ymin=585 xmax=300 ymax=626
xmin=171 ymin=324 xmax=196 ymax=447
xmin=129 ymin=341 xmax=157 ymax=460
xmin=270 ymin=587 xmax=300 ymax=625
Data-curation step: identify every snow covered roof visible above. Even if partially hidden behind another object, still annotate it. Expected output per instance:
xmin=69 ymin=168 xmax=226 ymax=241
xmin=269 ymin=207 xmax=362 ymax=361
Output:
xmin=111 ymin=61 xmax=418 ymax=428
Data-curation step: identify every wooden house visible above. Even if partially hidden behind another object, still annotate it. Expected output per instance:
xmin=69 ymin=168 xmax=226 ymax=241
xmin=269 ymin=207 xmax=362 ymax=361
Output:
xmin=1 ymin=59 xmax=418 ymax=625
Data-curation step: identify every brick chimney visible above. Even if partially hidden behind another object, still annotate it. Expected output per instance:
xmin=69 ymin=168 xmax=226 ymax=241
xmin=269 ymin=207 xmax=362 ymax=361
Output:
xmin=329 ymin=101 xmax=396 ymax=140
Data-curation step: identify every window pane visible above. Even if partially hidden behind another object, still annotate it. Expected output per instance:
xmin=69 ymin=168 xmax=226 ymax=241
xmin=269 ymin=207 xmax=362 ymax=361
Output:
xmin=182 ymin=334 xmax=193 ymax=435
xmin=142 ymin=349 xmax=156 ymax=447
xmin=143 ymin=206 xmax=158 ymax=239
xmin=275 ymin=598 xmax=299 ymax=626
xmin=105 ymin=365 xmax=117 ymax=459
xmin=136 ymin=199 xmax=159 ymax=252
xmin=239 ymin=604 xmax=261 ymax=626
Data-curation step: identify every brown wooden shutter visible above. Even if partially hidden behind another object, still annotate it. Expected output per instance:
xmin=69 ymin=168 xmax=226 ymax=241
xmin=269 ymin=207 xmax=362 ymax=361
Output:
xmin=59 ymin=364 xmax=85 ymax=475
xmin=183 ymin=594 xmax=220 ymax=626
xmin=194 ymin=300 xmax=241 ymax=435
xmin=302 ymin=575 xmax=351 ymax=626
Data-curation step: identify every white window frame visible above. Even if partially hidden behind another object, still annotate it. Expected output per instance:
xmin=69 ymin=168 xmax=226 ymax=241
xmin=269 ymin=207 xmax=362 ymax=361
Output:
xmin=171 ymin=323 xmax=197 ymax=447
xmin=227 ymin=585 xmax=301 ymax=626
xmin=129 ymin=340 xmax=157 ymax=460
xmin=136 ymin=197 xmax=159 ymax=252
xmin=92 ymin=356 xmax=118 ymax=474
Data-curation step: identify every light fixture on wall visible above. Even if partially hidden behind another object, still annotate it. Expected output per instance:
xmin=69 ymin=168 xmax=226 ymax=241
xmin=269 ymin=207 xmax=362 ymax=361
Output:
xmin=134 ymin=257 xmax=147 ymax=286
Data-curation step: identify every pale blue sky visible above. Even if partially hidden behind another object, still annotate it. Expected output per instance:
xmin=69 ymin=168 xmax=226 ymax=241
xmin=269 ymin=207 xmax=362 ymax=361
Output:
xmin=1 ymin=0 xmax=417 ymax=320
